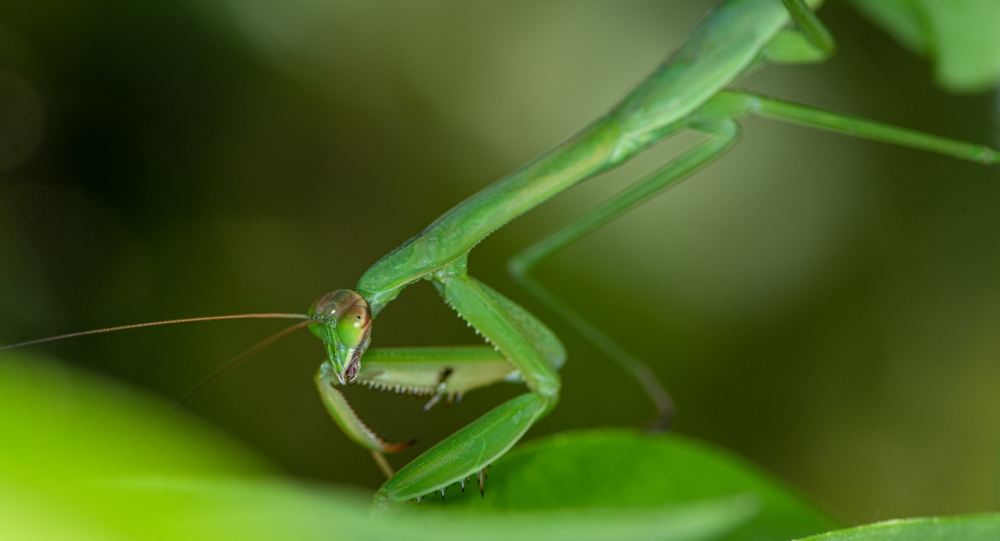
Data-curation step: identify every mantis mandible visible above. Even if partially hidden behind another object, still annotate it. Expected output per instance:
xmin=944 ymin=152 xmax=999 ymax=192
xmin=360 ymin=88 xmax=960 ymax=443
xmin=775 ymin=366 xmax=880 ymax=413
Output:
xmin=5 ymin=0 xmax=1000 ymax=515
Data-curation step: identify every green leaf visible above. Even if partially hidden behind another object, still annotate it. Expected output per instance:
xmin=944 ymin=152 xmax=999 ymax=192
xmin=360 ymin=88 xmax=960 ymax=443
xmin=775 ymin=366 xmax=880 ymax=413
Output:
xmin=798 ymin=514 xmax=1000 ymax=540
xmin=0 ymin=352 xmax=763 ymax=541
xmin=424 ymin=429 xmax=841 ymax=541
xmin=846 ymin=0 xmax=1000 ymax=92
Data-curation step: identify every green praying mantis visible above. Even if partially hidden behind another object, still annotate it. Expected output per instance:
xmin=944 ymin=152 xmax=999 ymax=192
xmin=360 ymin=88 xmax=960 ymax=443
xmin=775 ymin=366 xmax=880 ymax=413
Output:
xmin=5 ymin=0 xmax=1000 ymax=515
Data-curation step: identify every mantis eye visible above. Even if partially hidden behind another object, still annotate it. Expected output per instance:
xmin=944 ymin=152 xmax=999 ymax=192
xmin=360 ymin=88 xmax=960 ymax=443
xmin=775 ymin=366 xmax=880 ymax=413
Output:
xmin=309 ymin=289 xmax=372 ymax=376
xmin=336 ymin=303 xmax=371 ymax=349
xmin=310 ymin=290 xmax=345 ymax=319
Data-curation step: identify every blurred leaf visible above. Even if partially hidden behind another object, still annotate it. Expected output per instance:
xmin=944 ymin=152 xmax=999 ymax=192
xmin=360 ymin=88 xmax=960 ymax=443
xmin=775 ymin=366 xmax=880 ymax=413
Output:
xmin=846 ymin=0 xmax=1000 ymax=92
xmin=425 ymin=429 xmax=841 ymax=541
xmin=0 ymin=476 xmax=760 ymax=541
xmin=0 ymin=351 xmax=762 ymax=541
xmin=798 ymin=514 xmax=1000 ymax=540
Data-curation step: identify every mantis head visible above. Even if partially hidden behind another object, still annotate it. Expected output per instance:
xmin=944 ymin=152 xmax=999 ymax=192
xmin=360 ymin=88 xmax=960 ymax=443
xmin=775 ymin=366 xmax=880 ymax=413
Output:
xmin=309 ymin=289 xmax=372 ymax=384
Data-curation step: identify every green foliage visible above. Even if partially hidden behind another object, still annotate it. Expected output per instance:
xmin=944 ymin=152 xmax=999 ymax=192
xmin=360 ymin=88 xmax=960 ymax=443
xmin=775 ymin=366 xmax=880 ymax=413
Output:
xmin=0 ymin=352 xmax=782 ymax=540
xmin=846 ymin=0 xmax=1000 ymax=91
xmin=4 ymin=351 xmax=995 ymax=540
xmin=2 ymin=3 xmax=999 ymax=537
xmin=799 ymin=515 xmax=1000 ymax=541
xmin=425 ymin=429 xmax=840 ymax=541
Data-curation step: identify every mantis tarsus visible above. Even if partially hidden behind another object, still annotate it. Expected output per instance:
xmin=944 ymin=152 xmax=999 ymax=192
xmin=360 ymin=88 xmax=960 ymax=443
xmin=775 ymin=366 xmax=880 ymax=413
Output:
xmin=5 ymin=0 xmax=1000 ymax=515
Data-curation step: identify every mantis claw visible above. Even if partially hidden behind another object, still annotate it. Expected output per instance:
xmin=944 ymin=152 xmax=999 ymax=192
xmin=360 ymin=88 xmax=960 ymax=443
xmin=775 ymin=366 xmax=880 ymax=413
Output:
xmin=315 ymin=366 xmax=416 ymax=455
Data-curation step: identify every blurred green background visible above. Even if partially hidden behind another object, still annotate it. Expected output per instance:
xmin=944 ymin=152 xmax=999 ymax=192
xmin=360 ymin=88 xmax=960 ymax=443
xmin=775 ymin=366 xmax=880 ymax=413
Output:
xmin=0 ymin=0 xmax=998 ymax=526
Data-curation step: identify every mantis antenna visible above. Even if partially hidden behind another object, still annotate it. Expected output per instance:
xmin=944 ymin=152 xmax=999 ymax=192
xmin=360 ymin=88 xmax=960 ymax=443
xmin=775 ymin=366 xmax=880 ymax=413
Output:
xmin=0 ymin=312 xmax=315 ymax=407
xmin=173 ymin=318 xmax=316 ymax=409
xmin=0 ymin=313 xmax=311 ymax=351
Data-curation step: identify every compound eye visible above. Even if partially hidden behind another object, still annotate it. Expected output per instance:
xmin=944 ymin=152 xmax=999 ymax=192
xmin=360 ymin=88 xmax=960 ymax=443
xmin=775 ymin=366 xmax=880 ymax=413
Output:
xmin=311 ymin=289 xmax=367 ymax=320
xmin=336 ymin=303 xmax=371 ymax=349
xmin=310 ymin=291 xmax=339 ymax=318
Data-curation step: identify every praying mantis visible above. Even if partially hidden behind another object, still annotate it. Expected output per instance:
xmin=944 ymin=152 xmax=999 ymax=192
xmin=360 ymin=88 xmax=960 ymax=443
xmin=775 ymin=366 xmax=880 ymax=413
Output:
xmin=5 ymin=0 xmax=1000 ymax=516
xmin=311 ymin=0 xmax=1000 ymax=513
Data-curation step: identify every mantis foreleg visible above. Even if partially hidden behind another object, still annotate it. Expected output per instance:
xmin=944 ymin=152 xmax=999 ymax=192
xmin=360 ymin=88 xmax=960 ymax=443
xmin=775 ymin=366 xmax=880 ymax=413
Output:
xmin=370 ymin=270 xmax=564 ymax=512
xmin=373 ymin=392 xmax=547 ymax=509
xmin=315 ymin=346 xmax=520 ymax=458
xmin=357 ymin=346 xmax=518 ymax=409
xmin=316 ymin=346 xmax=522 ymax=479
xmin=315 ymin=364 xmax=416 ymax=456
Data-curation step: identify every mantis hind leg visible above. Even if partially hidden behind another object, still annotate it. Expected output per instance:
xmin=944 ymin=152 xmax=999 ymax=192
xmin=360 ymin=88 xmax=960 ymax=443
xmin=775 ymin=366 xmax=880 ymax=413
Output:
xmin=699 ymin=90 xmax=1000 ymax=166
xmin=508 ymin=120 xmax=740 ymax=430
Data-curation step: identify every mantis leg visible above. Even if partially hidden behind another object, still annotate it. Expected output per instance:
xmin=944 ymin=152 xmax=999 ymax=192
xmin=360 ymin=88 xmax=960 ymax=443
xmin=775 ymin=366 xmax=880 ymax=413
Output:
xmin=699 ymin=90 xmax=1000 ymax=166
xmin=762 ymin=27 xmax=834 ymax=64
xmin=315 ymin=364 xmax=416 ymax=479
xmin=357 ymin=346 xmax=519 ymax=410
xmin=761 ymin=1 xmax=834 ymax=65
xmin=372 ymin=272 xmax=564 ymax=512
xmin=316 ymin=346 xmax=520 ymax=478
xmin=781 ymin=0 xmax=835 ymax=55
xmin=508 ymin=120 xmax=740 ymax=430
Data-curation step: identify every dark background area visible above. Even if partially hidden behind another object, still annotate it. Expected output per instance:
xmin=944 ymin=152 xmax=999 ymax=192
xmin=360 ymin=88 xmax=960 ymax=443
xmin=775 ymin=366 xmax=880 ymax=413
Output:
xmin=1 ymin=0 xmax=998 ymax=524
